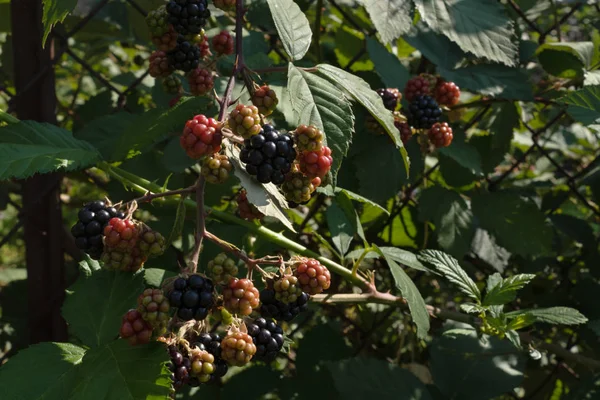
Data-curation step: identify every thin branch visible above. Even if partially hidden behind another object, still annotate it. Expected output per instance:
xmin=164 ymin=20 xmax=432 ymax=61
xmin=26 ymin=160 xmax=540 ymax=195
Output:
xmin=506 ymin=0 xmax=542 ymax=34
xmin=188 ymin=177 xmax=206 ymax=273
xmin=130 ymin=186 xmax=196 ymax=204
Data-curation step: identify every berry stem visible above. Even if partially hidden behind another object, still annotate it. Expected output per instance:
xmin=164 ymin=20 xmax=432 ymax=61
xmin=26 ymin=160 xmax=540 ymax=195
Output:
xmin=189 ymin=176 xmax=206 ymax=273
xmin=350 ymin=246 xmax=372 ymax=277
xmin=130 ymin=186 xmax=196 ymax=204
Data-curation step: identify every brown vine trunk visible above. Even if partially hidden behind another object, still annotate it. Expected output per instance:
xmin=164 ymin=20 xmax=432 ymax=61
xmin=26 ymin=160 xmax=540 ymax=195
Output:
xmin=10 ymin=0 xmax=68 ymax=344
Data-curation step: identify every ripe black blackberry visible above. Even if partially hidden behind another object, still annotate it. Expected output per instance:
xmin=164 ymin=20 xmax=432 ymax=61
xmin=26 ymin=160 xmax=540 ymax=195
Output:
xmin=406 ymin=95 xmax=442 ymax=129
xmin=168 ymin=275 xmax=214 ymax=321
xmin=167 ymin=36 xmax=200 ymax=72
xmin=168 ymin=345 xmax=192 ymax=389
xmin=239 ymin=124 xmax=296 ymax=185
xmin=247 ymin=317 xmax=285 ymax=362
xmin=166 ymin=0 xmax=210 ymax=36
xmin=376 ymin=88 xmax=401 ymax=111
xmin=259 ymin=288 xmax=309 ymax=322
xmin=71 ymin=200 xmax=125 ymax=259
xmin=193 ymin=333 xmax=228 ymax=383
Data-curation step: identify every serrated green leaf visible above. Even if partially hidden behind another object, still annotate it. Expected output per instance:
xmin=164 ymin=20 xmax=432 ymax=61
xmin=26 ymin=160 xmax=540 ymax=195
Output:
xmin=438 ymin=64 xmax=533 ymax=100
xmin=404 ymin=22 xmax=465 ymax=70
xmin=460 ymin=302 xmax=485 ymax=314
xmin=375 ymin=245 xmax=430 ymax=339
xmin=505 ymin=330 xmax=521 ymax=348
xmin=418 ymin=249 xmax=481 ymax=301
xmin=360 ymin=0 xmax=412 ymax=45
xmin=166 ymin=193 xmax=187 ymax=246
xmin=558 ymin=85 xmax=600 ymax=126
xmin=326 ymin=357 xmax=433 ymax=400
xmin=74 ymin=112 xmax=139 ymax=162
xmin=0 ymin=342 xmax=85 ymax=400
xmin=42 ymin=0 xmax=77 ymax=45
xmin=378 ymin=246 xmax=429 ymax=272
xmin=537 ymin=42 xmax=594 ymax=79
xmin=318 ymin=186 xmax=389 ymax=215
xmin=483 ymin=274 xmax=536 ymax=306
xmin=62 ymin=270 xmax=145 ymax=348
xmin=0 ymin=120 xmax=101 ymax=180
xmin=414 ymin=0 xmax=517 ymax=66
xmin=316 ymin=64 xmax=409 ymax=175
xmin=287 ymin=64 xmax=354 ymax=179
xmin=471 ymin=191 xmax=553 ymax=257
xmin=506 ymin=313 xmax=536 ymax=331
xmin=224 ymin=143 xmax=294 ymax=232
xmin=437 ymin=140 xmax=482 ymax=175
xmin=418 ymin=186 xmax=475 ymax=257
xmin=70 ymin=341 xmax=171 ymax=400
xmin=505 ymin=307 xmax=588 ymax=325
xmin=266 ymin=0 xmax=312 ymax=60
xmin=365 ymin=37 xmax=410 ymax=90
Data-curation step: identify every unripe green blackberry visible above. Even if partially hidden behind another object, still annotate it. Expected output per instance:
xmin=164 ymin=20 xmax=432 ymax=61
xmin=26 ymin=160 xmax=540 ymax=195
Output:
xmin=201 ymin=153 xmax=232 ymax=184
xmin=281 ymin=171 xmax=317 ymax=204
xmin=227 ymin=104 xmax=261 ymax=139
xmin=138 ymin=225 xmax=166 ymax=257
xmin=293 ymin=124 xmax=324 ymax=152
xmin=189 ymin=347 xmax=216 ymax=383
xmin=137 ymin=288 xmax=170 ymax=335
xmin=206 ymin=253 xmax=238 ymax=284
xmin=273 ymin=274 xmax=302 ymax=304
xmin=162 ymin=74 xmax=183 ymax=94
xmin=251 ymin=85 xmax=278 ymax=116
xmin=146 ymin=5 xmax=169 ymax=37
xmin=221 ymin=330 xmax=256 ymax=366
xmin=101 ymin=245 xmax=147 ymax=272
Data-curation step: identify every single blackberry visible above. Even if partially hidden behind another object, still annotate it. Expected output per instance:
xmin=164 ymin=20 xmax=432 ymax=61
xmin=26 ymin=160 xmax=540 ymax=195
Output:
xmin=189 ymin=348 xmax=216 ymax=384
xmin=298 ymin=146 xmax=333 ymax=179
xmin=259 ymin=289 xmax=309 ymax=322
xmin=71 ymin=200 xmax=124 ymax=259
xmin=272 ymin=274 xmax=302 ymax=304
xmin=227 ymin=104 xmax=261 ymax=138
xmin=146 ymin=5 xmax=169 ymax=37
xmin=222 ymin=278 xmax=260 ymax=316
xmin=292 ymin=257 xmax=331 ymax=295
xmin=149 ymin=50 xmax=174 ymax=78
xmin=247 ymin=317 xmax=284 ymax=362
xmin=281 ymin=171 xmax=317 ymax=204
xmin=404 ymin=75 xmax=432 ymax=102
xmin=206 ymin=253 xmax=238 ymax=284
xmin=221 ymin=330 xmax=256 ymax=366
xmin=188 ymin=67 xmax=214 ymax=96
xmin=168 ymin=344 xmax=192 ymax=389
xmin=120 ymin=309 xmax=153 ymax=346
xmin=236 ymin=189 xmax=263 ymax=221
xmin=167 ymin=36 xmax=201 ymax=72
xmin=376 ymin=88 xmax=401 ymax=111
xmin=166 ymin=0 xmax=210 ymax=36
xmin=293 ymin=124 xmax=324 ymax=152
xmin=162 ymin=74 xmax=182 ymax=94
xmin=435 ymin=81 xmax=461 ymax=107
xmin=169 ymin=275 xmax=214 ymax=321
xmin=137 ymin=288 xmax=170 ymax=334
xmin=101 ymin=245 xmax=147 ymax=272
xmin=194 ymin=332 xmax=223 ymax=358
xmin=152 ymin=26 xmax=178 ymax=52
xmin=251 ymin=85 xmax=278 ymax=116
xmin=201 ymin=153 xmax=232 ymax=184
xmin=180 ymin=114 xmax=222 ymax=159
xmin=239 ymin=125 xmax=296 ymax=185
xmin=406 ymin=95 xmax=442 ymax=129
xmin=396 ymin=120 xmax=413 ymax=145
xmin=428 ymin=122 xmax=453 ymax=148
xmin=211 ymin=30 xmax=234 ymax=55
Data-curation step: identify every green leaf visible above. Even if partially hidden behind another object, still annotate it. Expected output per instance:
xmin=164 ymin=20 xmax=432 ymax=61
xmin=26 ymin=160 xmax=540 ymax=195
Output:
xmin=161 ymin=136 xmax=196 ymax=173
xmin=413 ymin=0 xmax=517 ymax=66
xmin=42 ymin=0 xmax=77 ymax=45
xmin=326 ymin=202 xmax=354 ymax=256
xmin=418 ymin=249 xmax=481 ymax=301
xmin=506 ymin=313 xmax=536 ymax=331
xmin=78 ymin=255 xmax=101 ymax=277
xmin=438 ymin=64 xmax=533 ymax=100
xmin=287 ymin=64 xmax=354 ymax=179
xmin=166 ymin=193 xmax=187 ymax=246
xmin=361 ymin=0 xmax=412 ymax=45
xmin=471 ymin=191 xmax=553 ymax=257
xmin=0 ymin=120 xmax=101 ymax=180
xmin=505 ymin=307 xmax=588 ymax=326
xmin=320 ymin=186 xmax=389 ymax=215
xmin=0 ymin=109 xmax=19 ymax=124
xmin=460 ymin=302 xmax=486 ymax=314
xmin=224 ymin=143 xmax=294 ymax=232
xmin=376 ymin=245 xmax=430 ymax=339
xmin=569 ymin=374 xmax=600 ymax=400
xmin=505 ymin=330 xmax=521 ymax=348
xmin=366 ymin=37 xmax=410 ymax=90
xmin=473 ymin=103 xmax=519 ymax=174
xmin=335 ymin=190 xmax=367 ymax=244
xmin=266 ymin=0 xmax=312 ymax=60
xmin=404 ymin=22 xmax=465 ymax=70
xmin=0 ymin=342 xmax=85 ymax=400
xmin=430 ymin=328 xmax=525 ymax=399
xmin=316 ymin=64 xmax=409 ymax=174
xmin=144 ymin=268 xmax=177 ymax=288
xmin=378 ymin=246 xmax=429 ymax=272
xmin=584 ymin=70 xmax=600 ymax=86
xmin=62 ymin=270 xmax=145 ymax=348
xmin=418 ymin=186 xmax=475 ymax=257
xmin=558 ymin=85 xmax=600 ymax=126
xmin=437 ymin=140 xmax=482 ymax=175
xmin=537 ymin=42 xmax=594 ymax=79
xmin=70 ymin=341 xmax=171 ymax=400
xmin=326 ymin=357 xmax=433 ymax=400
xmin=74 ymin=113 xmax=139 ymax=162
xmin=483 ymin=273 xmax=536 ymax=306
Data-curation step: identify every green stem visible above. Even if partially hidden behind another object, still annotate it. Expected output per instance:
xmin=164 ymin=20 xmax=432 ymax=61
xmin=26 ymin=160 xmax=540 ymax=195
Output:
xmin=0 ymin=110 xmax=20 ymax=124
xmin=351 ymin=246 xmax=372 ymax=276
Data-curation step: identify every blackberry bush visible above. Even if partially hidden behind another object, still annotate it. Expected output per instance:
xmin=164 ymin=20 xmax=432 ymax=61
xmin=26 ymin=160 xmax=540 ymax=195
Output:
xmin=227 ymin=104 xmax=261 ymax=138
xmin=166 ymin=0 xmax=210 ymax=36
xmin=260 ymin=289 xmax=310 ymax=322
xmin=169 ymin=275 xmax=214 ymax=321
xmin=239 ymin=125 xmax=296 ymax=185
xmin=120 ymin=309 xmax=153 ymax=346
xmin=251 ymin=85 xmax=278 ymax=116
xmin=206 ymin=253 xmax=238 ymax=284
xmin=71 ymin=200 xmax=124 ymax=259
xmin=406 ymin=95 xmax=442 ymax=129
xmin=167 ymin=36 xmax=200 ymax=72
xmin=201 ymin=153 xmax=232 ymax=184
xmin=222 ymin=278 xmax=260 ymax=316
xmin=180 ymin=114 xmax=222 ymax=159
xmin=247 ymin=317 xmax=284 ymax=362
xmin=188 ymin=67 xmax=214 ymax=96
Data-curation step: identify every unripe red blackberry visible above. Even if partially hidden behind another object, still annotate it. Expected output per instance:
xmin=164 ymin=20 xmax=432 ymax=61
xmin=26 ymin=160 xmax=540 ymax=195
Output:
xmin=246 ymin=317 xmax=284 ymax=362
xmin=260 ymin=289 xmax=309 ymax=322
xmin=138 ymin=225 xmax=166 ymax=257
xmin=293 ymin=124 xmax=324 ymax=152
xmin=435 ymin=81 xmax=461 ymax=107
xmin=299 ymin=146 xmax=332 ymax=178
xmin=292 ymin=257 xmax=331 ymax=295
xmin=221 ymin=330 xmax=256 ymax=366
xmin=419 ymin=73 xmax=439 ymax=92
xmin=273 ymin=274 xmax=302 ymax=304
xmin=222 ymin=278 xmax=260 ymax=316
xmin=101 ymin=245 xmax=147 ymax=272
xmin=152 ymin=26 xmax=178 ymax=52
xmin=236 ymin=189 xmax=263 ymax=221
xmin=251 ymin=85 xmax=278 ymax=116
xmin=376 ymin=88 xmax=401 ymax=111
xmin=189 ymin=347 xmax=216 ymax=383
xmin=188 ymin=67 xmax=214 ymax=96
xmin=406 ymin=95 xmax=442 ymax=129
xmin=120 ymin=309 xmax=153 ymax=345
xmin=168 ymin=36 xmax=201 ymax=72
xmin=211 ymin=30 xmax=234 ymax=55
xmin=169 ymin=275 xmax=214 ymax=321
xmin=71 ymin=200 xmax=125 ymax=259
xmin=166 ymin=0 xmax=210 ymax=36
xmin=404 ymin=75 xmax=432 ymax=102
xmin=206 ymin=253 xmax=238 ymax=284
xmin=180 ymin=114 xmax=222 ymax=159
xmin=104 ymin=217 xmax=139 ymax=250
xmin=162 ymin=74 xmax=182 ymax=94
xmin=149 ymin=50 xmax=173 ymax=78
xmin=213 ymin=0 xmax=235 ymax=11
xmin=137 ymin=288 xmax=170 ymax=334
xmin=227 ymin=104 xmax=261 ymax=138
xmin=428 ymin=122 xmax=453 ymax=148
xmin=201 ymin=153 xmax=232 ymax=184
xmin=281 ymin=171 xmax=317 ymax=204
xmin=146 ymin=5 xmax=169 ymax=36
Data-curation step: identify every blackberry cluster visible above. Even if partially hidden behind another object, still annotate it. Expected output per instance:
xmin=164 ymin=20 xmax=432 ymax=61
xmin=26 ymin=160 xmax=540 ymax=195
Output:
xmin=166 ymin=0 xmax=210 ymax=36
xmin=406 ymin=95 xmax=442 ymax=129
xmin=193 ymin=333 xmax=228 ymax=382
xmin=247 ymin=318 xmax=284 ymax=362
xmin=169 ymin=275 xmax=214 ymax=321
xmin=260 ymin=288 xmax=309 ymax=322
xmin=71 ymin=200 xmax=124 ymax=259
xmin=239 ymin=125 xmax=296 ymax=185
xmin=167 ymin=36 xmax=200 ymax=72
xmin=376 ymin=88 xmax=401 ymax=111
